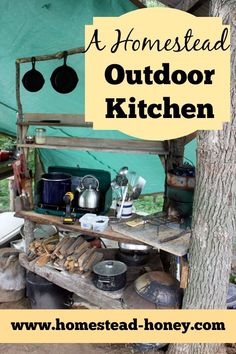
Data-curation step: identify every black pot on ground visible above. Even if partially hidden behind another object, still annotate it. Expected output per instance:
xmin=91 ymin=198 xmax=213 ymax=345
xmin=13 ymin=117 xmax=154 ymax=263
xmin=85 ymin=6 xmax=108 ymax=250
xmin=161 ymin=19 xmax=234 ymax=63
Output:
xmin=26 ymin=272 xmax=73 ymax=309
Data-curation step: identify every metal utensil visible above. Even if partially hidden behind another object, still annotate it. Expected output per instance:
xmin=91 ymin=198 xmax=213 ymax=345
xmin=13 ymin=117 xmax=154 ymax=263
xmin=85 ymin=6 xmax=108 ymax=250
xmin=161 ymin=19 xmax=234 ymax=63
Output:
xmin=118 ymin=166 xmax=129 ymax=176
xmin=116 ymin=174 xmax=128 ymax=187
xmin=130 ymin=176 xmax=146 ymax=200
xmin=111 ymin=179 xmax=122 ymax=199
xmin=117 ymin=185 xmax=128 ymax=219
xmin=131 ymin=186 xmax=142 ymax=200
xmin=127 ymin=171 xmax=138 ymax=187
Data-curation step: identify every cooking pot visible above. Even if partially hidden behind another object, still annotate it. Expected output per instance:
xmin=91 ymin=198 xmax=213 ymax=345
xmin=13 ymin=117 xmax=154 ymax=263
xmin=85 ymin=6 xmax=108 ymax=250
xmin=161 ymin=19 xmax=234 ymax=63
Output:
xmin=41 ymin=173 xmax=71 ymax=206
xmin=118 ymin=242 xmax=152 ymax=253
xmin=77 ymin=175 xmax=101 ymax=209
xmin=93 ymin=260 xmax=127 ymax=291
xmin=22 ymin=57 xmax=45 ymax=92
xmin=26 ymin=272 xmax=73 ymax=309
xmin=50 ymin=52 xmax=78 ymax=94
xmin=117 ymin=250 xmax=150 ymax=266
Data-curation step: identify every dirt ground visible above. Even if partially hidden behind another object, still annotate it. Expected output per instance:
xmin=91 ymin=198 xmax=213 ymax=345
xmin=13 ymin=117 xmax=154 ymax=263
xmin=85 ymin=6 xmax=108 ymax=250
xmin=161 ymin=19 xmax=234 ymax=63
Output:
xmin=0 ymin=344 xmax=165 ymax=354
xmin=0 ymin=343 xmax=235 ymax=354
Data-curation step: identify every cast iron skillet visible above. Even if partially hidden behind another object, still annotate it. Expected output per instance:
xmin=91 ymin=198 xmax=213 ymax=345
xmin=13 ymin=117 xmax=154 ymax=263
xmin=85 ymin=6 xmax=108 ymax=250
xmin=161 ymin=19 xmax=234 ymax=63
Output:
xmin=50 ymin=51 xmax=79 ymax=94
xmin=22 ymin=57 xmax=45 ymax=92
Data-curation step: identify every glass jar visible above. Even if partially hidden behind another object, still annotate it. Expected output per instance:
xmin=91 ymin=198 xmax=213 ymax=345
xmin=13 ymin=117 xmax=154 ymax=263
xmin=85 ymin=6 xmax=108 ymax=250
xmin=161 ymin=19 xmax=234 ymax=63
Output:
xmin=35 ymin=128 xmax=46 ymax=144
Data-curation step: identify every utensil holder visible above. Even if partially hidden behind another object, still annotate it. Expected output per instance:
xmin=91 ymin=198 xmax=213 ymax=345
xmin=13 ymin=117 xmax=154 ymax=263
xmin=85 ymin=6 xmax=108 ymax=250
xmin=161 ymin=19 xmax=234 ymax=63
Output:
xmin=116 ymin=200 xmax=133 ymax=219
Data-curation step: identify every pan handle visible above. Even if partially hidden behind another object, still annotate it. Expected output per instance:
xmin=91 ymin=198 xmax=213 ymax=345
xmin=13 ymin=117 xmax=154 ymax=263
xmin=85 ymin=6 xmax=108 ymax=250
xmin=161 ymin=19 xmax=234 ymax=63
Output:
xmin=63 ymin=51 xmax=68 ymax=66
xmin=31 ymin=57 xmax=36 ymax=69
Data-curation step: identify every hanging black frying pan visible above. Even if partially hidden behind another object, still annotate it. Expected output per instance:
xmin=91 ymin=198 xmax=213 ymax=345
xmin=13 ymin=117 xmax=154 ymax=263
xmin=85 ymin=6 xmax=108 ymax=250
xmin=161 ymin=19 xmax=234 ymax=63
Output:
xmin=50 ymin=51 xmax=79 ymax=94
xmin=22 ymin=57 xmax=45 ymax=92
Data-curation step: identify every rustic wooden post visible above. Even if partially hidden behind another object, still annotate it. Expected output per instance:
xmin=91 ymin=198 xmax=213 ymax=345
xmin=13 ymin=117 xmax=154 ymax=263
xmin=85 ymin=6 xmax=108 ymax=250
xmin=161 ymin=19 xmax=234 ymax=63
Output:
xmin=160 ymin=137 xmax=186 ymax=275
xmin=23 ymin=220 xmax=36 ymax=254
xmin=7 ymin=176 xmax=15 ymax=211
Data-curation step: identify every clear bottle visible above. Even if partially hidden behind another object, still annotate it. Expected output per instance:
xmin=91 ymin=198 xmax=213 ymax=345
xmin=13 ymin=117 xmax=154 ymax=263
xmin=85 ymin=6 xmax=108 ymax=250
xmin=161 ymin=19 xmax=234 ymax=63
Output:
xmin=35 ymin=128 xmax=46 ymax=144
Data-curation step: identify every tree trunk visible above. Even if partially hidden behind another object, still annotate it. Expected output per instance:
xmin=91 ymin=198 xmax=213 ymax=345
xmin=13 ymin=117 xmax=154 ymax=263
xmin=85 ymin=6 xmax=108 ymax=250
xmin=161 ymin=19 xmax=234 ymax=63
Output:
xmin=161 ymin=137 xmax=186 ymax=275
xmin=168 ymin=1 xmax=236 ymax=353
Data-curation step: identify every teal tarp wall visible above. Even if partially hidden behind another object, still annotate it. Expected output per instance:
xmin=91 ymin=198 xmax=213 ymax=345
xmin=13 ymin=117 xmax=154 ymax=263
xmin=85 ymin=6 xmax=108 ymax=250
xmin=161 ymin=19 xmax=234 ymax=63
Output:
xmin=0 ymin=0 xmax=195 ymax=193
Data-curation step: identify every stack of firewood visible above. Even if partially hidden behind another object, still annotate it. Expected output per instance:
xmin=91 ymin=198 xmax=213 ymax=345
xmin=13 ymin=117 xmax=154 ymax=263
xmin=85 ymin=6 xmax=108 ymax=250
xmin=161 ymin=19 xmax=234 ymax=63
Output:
xmin=28 ymin=235 xmax=59 ymax=266
xmin=28 ymin=236 xmax=103 ymax=276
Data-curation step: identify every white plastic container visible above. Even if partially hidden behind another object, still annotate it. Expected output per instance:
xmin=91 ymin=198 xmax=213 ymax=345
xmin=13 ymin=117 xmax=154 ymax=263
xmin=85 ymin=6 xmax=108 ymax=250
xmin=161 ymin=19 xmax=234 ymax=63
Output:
xmin=0 ymin=212 xmax=24 ymax=246
xmin=79 ymin=213 xmax=97 ymax=230
xmin=92 ymin=216 xmax=109 ymax=232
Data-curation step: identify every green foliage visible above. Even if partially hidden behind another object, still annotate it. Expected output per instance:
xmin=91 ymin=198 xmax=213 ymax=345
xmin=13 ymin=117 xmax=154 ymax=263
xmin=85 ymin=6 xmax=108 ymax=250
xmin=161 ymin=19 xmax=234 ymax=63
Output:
xmin=0 ymin=179 xmax=9 ymax=211
xmin=134 ymin=194 xmax=163 ymax=215
xmin=0 ymin=135 xmax=14 ymax=211
xmin=230 ymin=274 xmax=236 ymax=284
xmin=0 ymin=134 xmax=16 ymax=151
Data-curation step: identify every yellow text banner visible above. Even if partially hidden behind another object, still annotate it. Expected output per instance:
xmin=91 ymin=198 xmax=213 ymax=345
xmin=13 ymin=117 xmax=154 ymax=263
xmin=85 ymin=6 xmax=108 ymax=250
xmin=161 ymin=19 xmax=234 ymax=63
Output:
xmin=0 ymin=309 xmax=235 ymax=343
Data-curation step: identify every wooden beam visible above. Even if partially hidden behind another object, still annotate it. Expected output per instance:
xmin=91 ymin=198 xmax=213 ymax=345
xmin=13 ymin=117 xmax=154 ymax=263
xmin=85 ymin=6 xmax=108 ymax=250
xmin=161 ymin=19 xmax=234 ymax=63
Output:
xmin=180 ymin=256 xmax=189 ymax=289
xmin=184 ymin=131 xmax=197 ymax=145
xmin=129 ymin=0 xmax=146 ymax=8
xmin=16 ymin=47 xmax=85 ymax=64
xmin=18 ymin=113 xmax=93 ymax=128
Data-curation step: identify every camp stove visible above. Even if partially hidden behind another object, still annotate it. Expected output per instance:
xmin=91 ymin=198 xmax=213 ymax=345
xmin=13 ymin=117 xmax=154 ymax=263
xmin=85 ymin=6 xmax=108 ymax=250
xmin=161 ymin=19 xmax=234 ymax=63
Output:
xmin=35 ymin=166 xmax=112 ymax=218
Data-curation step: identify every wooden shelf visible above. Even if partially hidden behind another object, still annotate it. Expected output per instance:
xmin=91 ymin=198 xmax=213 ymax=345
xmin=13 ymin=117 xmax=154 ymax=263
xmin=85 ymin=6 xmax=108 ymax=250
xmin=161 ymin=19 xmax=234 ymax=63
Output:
xmin=19 ymin=248 xmax=163 ymax=309
xmin=19 ymin=253 xmax=123 ymax=309
xmin=17 ymin=113 xmax=93 ymax=128
xmin=17 ymin=122 xmax=93 ymax=128
xmin=15 ymin=210 xmax=142 ymax=244
xmin=15 ymin=211 xmax=190 ymax=256
xmin=17 ymin=136 xmax=168 ymax=155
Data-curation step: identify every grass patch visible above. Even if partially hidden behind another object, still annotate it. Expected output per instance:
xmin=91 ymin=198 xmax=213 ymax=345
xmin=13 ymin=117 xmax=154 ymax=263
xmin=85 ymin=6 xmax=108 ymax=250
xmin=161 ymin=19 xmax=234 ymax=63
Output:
xmin=133 ymin=194 xmax=163 ymax=215
xmin=0 ymin=179 xmax=9 ymax=211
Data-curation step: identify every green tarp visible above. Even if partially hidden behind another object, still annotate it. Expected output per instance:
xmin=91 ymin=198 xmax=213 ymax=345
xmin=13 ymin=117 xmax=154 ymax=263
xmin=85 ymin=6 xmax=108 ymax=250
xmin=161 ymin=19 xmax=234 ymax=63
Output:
xmin=0 ymin=0 xmax=196 ymax=193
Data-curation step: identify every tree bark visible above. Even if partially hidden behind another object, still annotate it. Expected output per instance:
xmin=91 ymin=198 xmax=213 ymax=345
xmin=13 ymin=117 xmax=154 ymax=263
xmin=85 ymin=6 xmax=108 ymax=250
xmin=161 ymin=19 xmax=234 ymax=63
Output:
xmin=168 ymin=1 xmax=236 ymax=353
xmin=161 ymin=137 xmax=186 ymax=275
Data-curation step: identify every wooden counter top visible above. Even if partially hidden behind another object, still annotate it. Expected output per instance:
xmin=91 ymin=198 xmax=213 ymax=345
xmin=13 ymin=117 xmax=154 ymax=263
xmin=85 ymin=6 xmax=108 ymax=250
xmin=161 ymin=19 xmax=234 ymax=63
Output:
xmin=15 ymin=210 xmax=191 ymax=256
xmin=15 ymin=210 xmax=141 ymax=244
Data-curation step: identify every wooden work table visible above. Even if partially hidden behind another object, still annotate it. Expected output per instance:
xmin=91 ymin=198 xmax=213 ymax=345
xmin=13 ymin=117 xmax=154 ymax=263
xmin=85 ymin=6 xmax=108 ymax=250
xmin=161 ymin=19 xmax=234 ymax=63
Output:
xmin=15 ymin=210 xmax=191 ymax=257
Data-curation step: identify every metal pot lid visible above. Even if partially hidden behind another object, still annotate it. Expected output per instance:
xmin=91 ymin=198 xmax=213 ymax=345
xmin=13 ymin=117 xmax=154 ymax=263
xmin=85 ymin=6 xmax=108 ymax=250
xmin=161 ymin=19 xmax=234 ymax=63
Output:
xmin=41 ymin=172 xmax=71 ymax=181
xmin=93 ymin=260 xmax=127 ymax=276
xmin=118 ymin=242 xmax=152 ymax=252
xmin=81 ymin=175 xmax=99 ymax=190
xmin=20 ymin=224 xmax=57 ymax=239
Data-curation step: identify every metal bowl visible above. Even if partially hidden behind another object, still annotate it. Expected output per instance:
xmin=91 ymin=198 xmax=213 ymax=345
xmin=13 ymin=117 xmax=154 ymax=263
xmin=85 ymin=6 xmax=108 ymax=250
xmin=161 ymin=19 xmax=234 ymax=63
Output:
xmin=118 ymin=242 xmax=152 ymax=253
xmin=20 ymin=224 xmax=57 ymax=239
